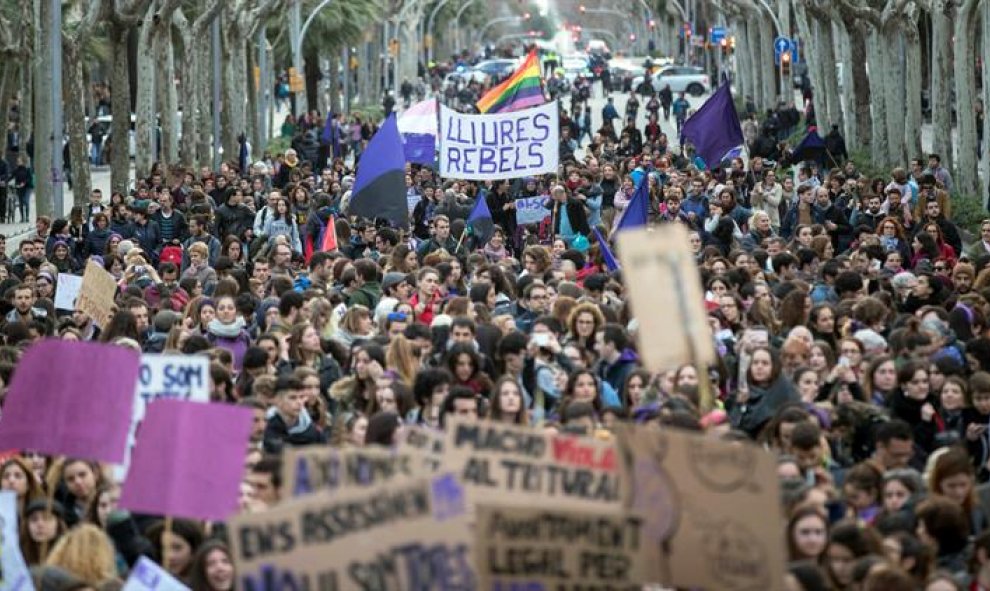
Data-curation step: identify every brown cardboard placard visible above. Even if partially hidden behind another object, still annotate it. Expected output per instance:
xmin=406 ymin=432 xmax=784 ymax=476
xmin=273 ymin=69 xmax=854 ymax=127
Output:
xmin=398 ymin=424 xmax=445 ymax=472
xmin=281 ymin=446 xmax=416 ymax=498
xmin=474 ymin=504 xmax=650 ymax=591
xmin=440 ymin=419 xmax=622 ymax=512
xmin=77 ymin=260 xmax=117 ymax=328
xmin=613 ymin=424 xmax=786 ymax=591
xmin=615 ymin=225 xmax=715 ymax=372
xmin=228 ymin=475 xmax=474 ymax=591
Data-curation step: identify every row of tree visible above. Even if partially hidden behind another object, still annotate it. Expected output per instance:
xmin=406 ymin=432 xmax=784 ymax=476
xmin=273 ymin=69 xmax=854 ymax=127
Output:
xmin=2 ymin=0 xmax=502 ymax=217
xmin=721 ymin=0 xmax=990 ymax=202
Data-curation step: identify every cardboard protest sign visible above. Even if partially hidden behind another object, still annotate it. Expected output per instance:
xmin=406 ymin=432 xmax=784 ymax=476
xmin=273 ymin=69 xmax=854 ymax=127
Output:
xmin=0 ymin=340 xmax=139 ymax=463
xmin=0 ymin=492 xmax=33 ymax=591
xmin=474 ymin=504 xmax=649 ymax=591
xmin=439 ymin=101 xmax=559 ymax=180
xmin=114 ymin=355 xmax=211 ymax=479
xmin=54 ymin=273 xmax=83 ymax=311
xmin=615 ymin=225 xmax=715 ymax=371
xmin=441 ymin=419 xmax=621 ymax=511
xmin=514 ymin=196 xmax=551 ymax=225
xmin=398 ymin=425 xmax=445 ymax=472
xmin=282 ymin=446 xmax=415 ymax=498
xmin=229 ymin=475 xmax=475 ymax=591
xmin=119 ymin=399 xmax=252 ymax=521
xmin=77 ymin=260 xmax=117 ymax=327
xmin=613 ymin=424 xmax=785 ymax=591
xmin=121 ymin=556 xmax=190 ymax=591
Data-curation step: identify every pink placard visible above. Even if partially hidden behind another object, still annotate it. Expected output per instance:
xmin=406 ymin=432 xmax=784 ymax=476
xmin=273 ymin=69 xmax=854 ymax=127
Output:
xmin=119 ymin=399 xmax=252 ymax=521
xmin=0 ymin=340 xmax=140 ymax=462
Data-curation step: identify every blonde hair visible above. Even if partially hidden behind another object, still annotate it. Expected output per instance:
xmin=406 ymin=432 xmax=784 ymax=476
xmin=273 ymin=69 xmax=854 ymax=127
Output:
xmin=46 ymin=523 xmax=118 ymax=585
xmin=386 ymin=335 xmax=419 ymax=386
xmin=187 ymin=242 xmax=209 ymax=259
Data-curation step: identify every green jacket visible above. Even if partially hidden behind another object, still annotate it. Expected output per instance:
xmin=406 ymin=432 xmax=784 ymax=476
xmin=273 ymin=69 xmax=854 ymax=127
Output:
xmin=348 ymin=281 xmax=382 ymax=310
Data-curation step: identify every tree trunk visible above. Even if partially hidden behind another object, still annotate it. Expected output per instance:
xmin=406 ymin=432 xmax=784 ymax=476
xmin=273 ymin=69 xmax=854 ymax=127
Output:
xmin=758 ymin=18 xmax=774 ymax=106
xmin=835 ymin=22 xmax=856 ymax=144
xmin=221 ymin=22 xmax=247 ymax=162
xmin=903 ymin=13 xmax=923 ymax=160
xmin=882 ymin=30 xmax=906 ymax=165
xmin=953 ymin=0 xmax=980 ymax=196
xmin=931 ymin=7 xmax=953 ymax=171
xmin=982 ymin=0 xmax=990 ymax=206
xmin=34 ymin=0 xmax=53 ymax=217
xmin=134 ymin=2 xmax=156 ymax=181
xmin=110 ymin=24 xmax=132 ymax=194
xmin=867 ymin=31 xmax=889 ymax=166
xmin=63 ymin=38 xmax=90 ymax=206
xmin=818 ymin=19 xmax=843 ymax=133
xmin=304 ymin=42 xmax=320 ymax=113
xmin=842 ymin=15 xmax=871 ymax=150
xmin=794 ymin=1 xmax=824 ymax=136
xmin=746 ymin=18 xmax=763 ymax=109
xmin=158 ymin=25 xmax=179 ymax=166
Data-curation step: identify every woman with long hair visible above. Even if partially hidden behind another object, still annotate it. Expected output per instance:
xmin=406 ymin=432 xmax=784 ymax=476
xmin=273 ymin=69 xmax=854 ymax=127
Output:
xmin=1 ymin=456 xmax=43 ymax=516
xmin=488 ymin=376 xmax=529 ymax=425
xmin=564 ymin=302 xmax=605 ymax=354
xmin=52 ymin=458 xmax=104 ymax=527
xmin=188 ymin=540 xmax=236 ymax=591
xmin=287 ymin=322 xmax=342 ymax=399
xmin=729 ymin=346 xmax=798 ymax=438
xmin=329 ymin=342 xmax=385 ymax=415
xmin=787 ymin=505 xmax=829 ymax=563
xmin=444 ymin=342 xmax=493 ymax=396
xmin=927 ymin=446 xmax=989 ymax=535
xmin=385 ymin=335 xmax=419 ymax=387
xmin=387 ymin=244 xmax=419 ymax=274
xmin=20 ymin=498 xmax=67 ymax=565
xmin=262 ymin=197 xmax=302 ymax=253
xmin=147 ymin=518 xmax=205 ymax=583
xmin=44 ymin=523 xmax=120 ymax=585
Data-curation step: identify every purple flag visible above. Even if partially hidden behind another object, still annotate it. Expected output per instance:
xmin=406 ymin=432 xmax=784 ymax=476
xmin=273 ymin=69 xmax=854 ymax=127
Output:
xmin=350 ymin=114 xmax=408 ymax=225
xmin=680 ymin=83 xmax=744 ymax=169
xmin=615 ymin=175 xmax=650 ymax=232
xmin=593 ymin=227 xmax=620 ymax=272
xmin=0 ymin=340 xmax=140 ymax=462
xmin=119 ymin=399 xmax=253 ymax=521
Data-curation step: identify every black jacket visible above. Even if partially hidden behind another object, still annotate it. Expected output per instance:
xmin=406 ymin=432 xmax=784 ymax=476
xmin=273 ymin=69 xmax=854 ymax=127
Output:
xmin=548 ymin=197 xmax=591 ymax=238
xmin=262 ymin=413 xmax=328 ymax=454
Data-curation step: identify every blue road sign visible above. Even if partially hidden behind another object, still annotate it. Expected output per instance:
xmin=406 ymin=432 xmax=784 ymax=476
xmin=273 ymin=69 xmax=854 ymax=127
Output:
xmin=773 ymin=36 xmax=791 ymax=56
xmin=774 ymin=36 xmax=795 ymax=65
xmin=710 ymin=26 xmax=726 ymax=44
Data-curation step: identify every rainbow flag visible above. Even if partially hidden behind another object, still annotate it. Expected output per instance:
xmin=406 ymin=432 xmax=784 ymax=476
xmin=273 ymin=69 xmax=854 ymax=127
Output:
xmin=476 ymin=51 xmax=546 ymax=114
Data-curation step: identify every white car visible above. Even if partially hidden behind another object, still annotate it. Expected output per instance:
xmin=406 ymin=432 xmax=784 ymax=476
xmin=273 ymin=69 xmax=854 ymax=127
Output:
xmin=631 ymin=65 xmax=710 ymax=96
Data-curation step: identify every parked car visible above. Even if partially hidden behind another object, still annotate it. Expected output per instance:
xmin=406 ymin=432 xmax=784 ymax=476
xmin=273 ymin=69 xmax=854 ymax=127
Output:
xmin=608 ymin=60 xmax=646 ymax=92
xmin=631 ymin=65 xmax=710 ymax=96
xmin=442 ymin=59 xmax=518 ymax=88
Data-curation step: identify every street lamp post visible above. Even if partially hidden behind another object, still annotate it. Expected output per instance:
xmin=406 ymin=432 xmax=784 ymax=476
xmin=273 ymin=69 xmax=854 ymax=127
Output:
xmin=449 ymin=0 xmax=480 ymax=56
xmin=289 ymin=0 xmax=336 ymax=112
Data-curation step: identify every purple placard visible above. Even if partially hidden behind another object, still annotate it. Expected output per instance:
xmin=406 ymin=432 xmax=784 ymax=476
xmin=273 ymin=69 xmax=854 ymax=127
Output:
xmin=0 ymin=340 xmax=140 ymax=462
xmin=119 ymin=399 xmax=252 ymax=521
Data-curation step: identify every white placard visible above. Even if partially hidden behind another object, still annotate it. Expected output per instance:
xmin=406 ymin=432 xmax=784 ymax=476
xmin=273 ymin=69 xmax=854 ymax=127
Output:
xmin=439 ymin=101 xmax=559 ymax=180
xmin=0 ymin=491 xmax=33 ymax=591
xmin=122 ymin=556 xmax=190 ymax=591
xmin=54 ymin=273 xmax=83 ymax=311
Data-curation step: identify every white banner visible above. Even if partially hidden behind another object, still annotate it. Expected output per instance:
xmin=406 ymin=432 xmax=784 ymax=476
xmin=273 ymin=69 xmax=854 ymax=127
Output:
xmin=439 ymin=101 xmax=559 ymax=180
xmin=122 ymin=557 xmax=190 ymax=591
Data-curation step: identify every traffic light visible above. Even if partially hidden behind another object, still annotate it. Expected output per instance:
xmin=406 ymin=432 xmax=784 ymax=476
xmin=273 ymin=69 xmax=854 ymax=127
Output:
xmin=579 ymin=4 xmax=585 ymax=13
xmin=388 ymin=38 xmax=399 ymax=57
xmin=780 ymin=50 xmax=791 ymax=75
xmin=720 ymin=37 xmax=728 ymax=54
xmin=648 ymin=19 xmax=655 ymax=29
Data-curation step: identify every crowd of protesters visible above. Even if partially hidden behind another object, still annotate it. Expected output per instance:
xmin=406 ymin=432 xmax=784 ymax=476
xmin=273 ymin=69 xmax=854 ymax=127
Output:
xmin=3 ymin=59 xmax=990 ymax=591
